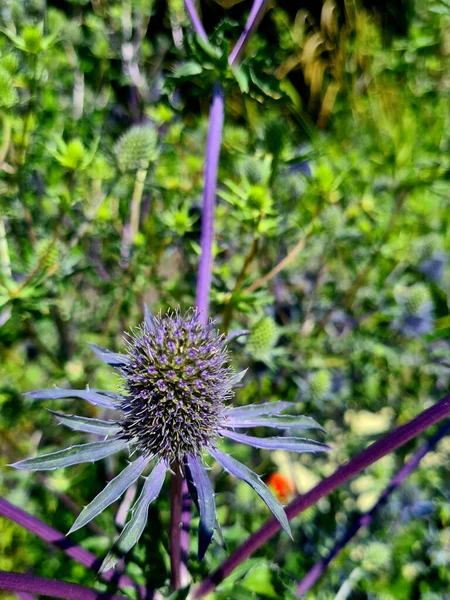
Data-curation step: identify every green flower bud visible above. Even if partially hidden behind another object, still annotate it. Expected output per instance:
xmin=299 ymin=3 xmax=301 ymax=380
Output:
xmin=309 ymin=370 xmax=331 ymax=400
xmin=246 ymin=316 xmax=279 ymax=359
xmin=114 ymin=125 xmax=158 ymax=172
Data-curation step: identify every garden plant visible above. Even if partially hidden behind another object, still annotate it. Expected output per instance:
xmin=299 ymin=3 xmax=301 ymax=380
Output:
xmin=0 ymin=0 xmax=450 ymax=599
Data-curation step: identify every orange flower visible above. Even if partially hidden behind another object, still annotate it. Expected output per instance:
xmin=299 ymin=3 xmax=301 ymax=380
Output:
xmin=265 ymin=472 xmax=296 ymax=502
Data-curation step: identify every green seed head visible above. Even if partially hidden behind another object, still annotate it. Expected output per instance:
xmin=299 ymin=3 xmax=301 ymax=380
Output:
xmin=114 ymin=125 xmax=158 ymax=172
xmin=309 ymin=370 xmax=331 ymax=400
xmin=246 ymin=316 xmax=279 ymax=359
xmin=405 ymin=284 xmax=431 ymax=314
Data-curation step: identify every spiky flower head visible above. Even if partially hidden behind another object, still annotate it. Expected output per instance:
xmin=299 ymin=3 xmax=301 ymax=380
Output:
xmin=246 ymin=315 xmax=279 ymax=360
xmin=309 ymin=369 xmax=331 ymax=400
xmin=120 ymin=309 xmax=233 ymax=464
xmin=114 ymin=124 xmax=158 ymax=172
xmin=321 ymin=205 xmax=344 ymax=236
xmin=14 ymin=306 xmax=329 ymax=568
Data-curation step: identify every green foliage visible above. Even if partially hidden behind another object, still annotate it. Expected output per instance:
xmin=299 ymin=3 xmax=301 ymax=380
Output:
xmin=1 ymin=0 xmax=450 ymax=598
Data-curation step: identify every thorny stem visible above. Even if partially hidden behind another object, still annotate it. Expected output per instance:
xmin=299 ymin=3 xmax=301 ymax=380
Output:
xmin=192 ymin=393 xmax=450 ymax=598
xmin=0 ymin=571 xmax=128 ymax=600
xmin=296 ymin=418 xmax=450 ymax=596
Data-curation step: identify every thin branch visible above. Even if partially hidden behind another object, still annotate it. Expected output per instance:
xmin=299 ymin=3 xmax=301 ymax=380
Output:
xmin=0 ymin=571 xmax=127 ymax=600
xmin=192 ymin=393 xmax=450 ymax=598
xmin=229 ymin=0 xmax=271 ymax=68
xmin=244 ymin=219 xmax=316 ymax=294
xmin=296 ymin=419 xmax=450 ymax=596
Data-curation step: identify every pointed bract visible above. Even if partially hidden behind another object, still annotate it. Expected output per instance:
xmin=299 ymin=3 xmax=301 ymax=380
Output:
xmin=11 ymin=438 xmax=128 ymax=471
xmin=209 ymin=447 xmax=292 ymax=538
xmin=26 ymin=388 xmax=118 ymax=409
xmin=47 ymin=410 xmax=122 ymax=436
xmin=186 ymin=454 xmax=216 ymax=560
xmin=88 ymin=343 xmax=130 ymax=367
xmin=221 ymin=429 xmax=331 ymax=453
xmin=100 ymin=459 xmax=167 ymax=572
xmin=226 ymin=413 xmax=325 ymax=432
xmin=229 ymin=401 xmax=293 ymax=419
xmin=68 ymin=455 xmax=149 ymax=534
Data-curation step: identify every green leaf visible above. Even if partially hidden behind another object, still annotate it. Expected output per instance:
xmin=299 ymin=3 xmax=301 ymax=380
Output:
xmin=172 ymin=62 xmax=203 ymax=78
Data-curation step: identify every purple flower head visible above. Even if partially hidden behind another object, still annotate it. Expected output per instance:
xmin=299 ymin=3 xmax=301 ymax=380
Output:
xmin=121 ymin=309 xmax=234 ymax=463
xmin=13 ymin=306 xmax=329 ymax=567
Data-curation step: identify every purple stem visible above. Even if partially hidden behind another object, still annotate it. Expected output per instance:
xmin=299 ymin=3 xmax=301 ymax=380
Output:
xmin=195 ymin=82 xmax=225 ymax=324
xmin=0 ymin=571 xmax=128 ymax=600
xmin=15 ymin=592 xmax=36 ymax=600
xmin=228 ymin=0 xmax=271 ymax=68
xmin=296 ymin=418 xmax=450 ymax=596
xmin=183 ymin=0 xmax=208 ymax=42
xmin=192 ymin=393 xmax=450 ymax=598
xmin=0 ymin=498 xmax=143 ymax=597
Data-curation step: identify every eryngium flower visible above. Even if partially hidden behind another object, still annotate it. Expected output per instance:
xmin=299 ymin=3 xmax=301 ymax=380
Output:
xmin=12 ymin=308 xmax=329 ymax=568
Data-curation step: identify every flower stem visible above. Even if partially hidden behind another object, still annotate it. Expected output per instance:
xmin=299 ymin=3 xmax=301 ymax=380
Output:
xmin=130 ymin=167 xmax=148 ymax=239
xmin=170 ymin=466 xmax=183 ymax=590
xmin=296 ymin=418 xmax=450 ymax=596
xmin=0 ymin=571 xmax=128 ymax=600
xmin=192 ymin=393 xmax=450 ymax=598
xmin=195 ymin=83 xmax=225 ymax=324
xmin=228 ymin=0 xmax=271 ymax=68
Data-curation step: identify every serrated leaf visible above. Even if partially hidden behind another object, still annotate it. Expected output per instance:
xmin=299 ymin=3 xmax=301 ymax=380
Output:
xmin=100 ymin=459 xmax=167 ymax=572
xmin=26 ymin=388 xmax=119 ymax=409
xmin=227 ymin=369 xmax=248 ymax=388
xmin=47 ymin=410 xmax=122 ymax=436
xmin=226 ymin=413 xmax=325 ymax=432
xmin=11 ymin=438 xmax=128 ymax=471
xmin=186 ymin=454 xmax=216 ymax=560
xmin=68 ymin=455 xmax=149 ymax=534
xmin=229 ymin=401 xmax=293 ymax=419
xmin=221 ymin=429 xmax=331 ymax=453
xmin=209 ymin=447 xmax=291 ymax=537
xmin=88 ymin=344 xmax=129 ymax=367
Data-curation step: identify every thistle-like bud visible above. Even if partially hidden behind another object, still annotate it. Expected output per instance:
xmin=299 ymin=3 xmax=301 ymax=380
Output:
xmin=114 ymin=125 xmax=158 ymax=172
xmin=321 ymin=205 xmax=343 ymax=236
xmin=0 ymin=67 xmax=18 ymax=109
xmin=309 ymin=370 xmax=331 ymax=400
xmin=22 ymin=26 xmax=44 ymax=54
xmin=404 ymin=284 xmax=431 ymax=314
xmin=246 ymin=316 xmax=279 ymax=360
xmin=121 ymin=309 xmax=234 ymax=464
xmin=0 ymin=53 xmax=18 ymax=75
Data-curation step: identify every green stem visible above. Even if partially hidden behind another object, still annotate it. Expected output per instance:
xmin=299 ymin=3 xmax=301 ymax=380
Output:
xmin=0 ymin=111 xmax=11 ymax=165
xmin=130 ymin=167 xmax=148 ymax=239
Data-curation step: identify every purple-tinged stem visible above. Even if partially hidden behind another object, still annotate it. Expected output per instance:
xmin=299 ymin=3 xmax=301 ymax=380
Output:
xmin=183 ymin=0 xmax=208 ymax=42
xmin=0 ymin=571 xmax=128 ymax=600
xmin=296 ymin=418 xmax=450 ymax=596
xmin=15 ymin=591 xmax=36 ymax=600
xmin=228 ymin=0 xmax=271 ymax=68
xmin=0 ymin=499 xmax=143 ymax=596
xmin=192 ymin=393 xmax=450 ymax=598
xmin=195 ymin=83 xmax=225 ymax=325
xmin=169 ymin=468 xmax=183 ymax=590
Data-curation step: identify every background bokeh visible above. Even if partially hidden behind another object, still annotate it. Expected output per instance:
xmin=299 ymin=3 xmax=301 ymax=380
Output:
xmin=0 ymin=0 xmax=449 ymax=598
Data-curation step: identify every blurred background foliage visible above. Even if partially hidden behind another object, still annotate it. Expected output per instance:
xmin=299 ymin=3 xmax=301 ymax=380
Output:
xmin=0 ymin=0 xmax=450 ymax=598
